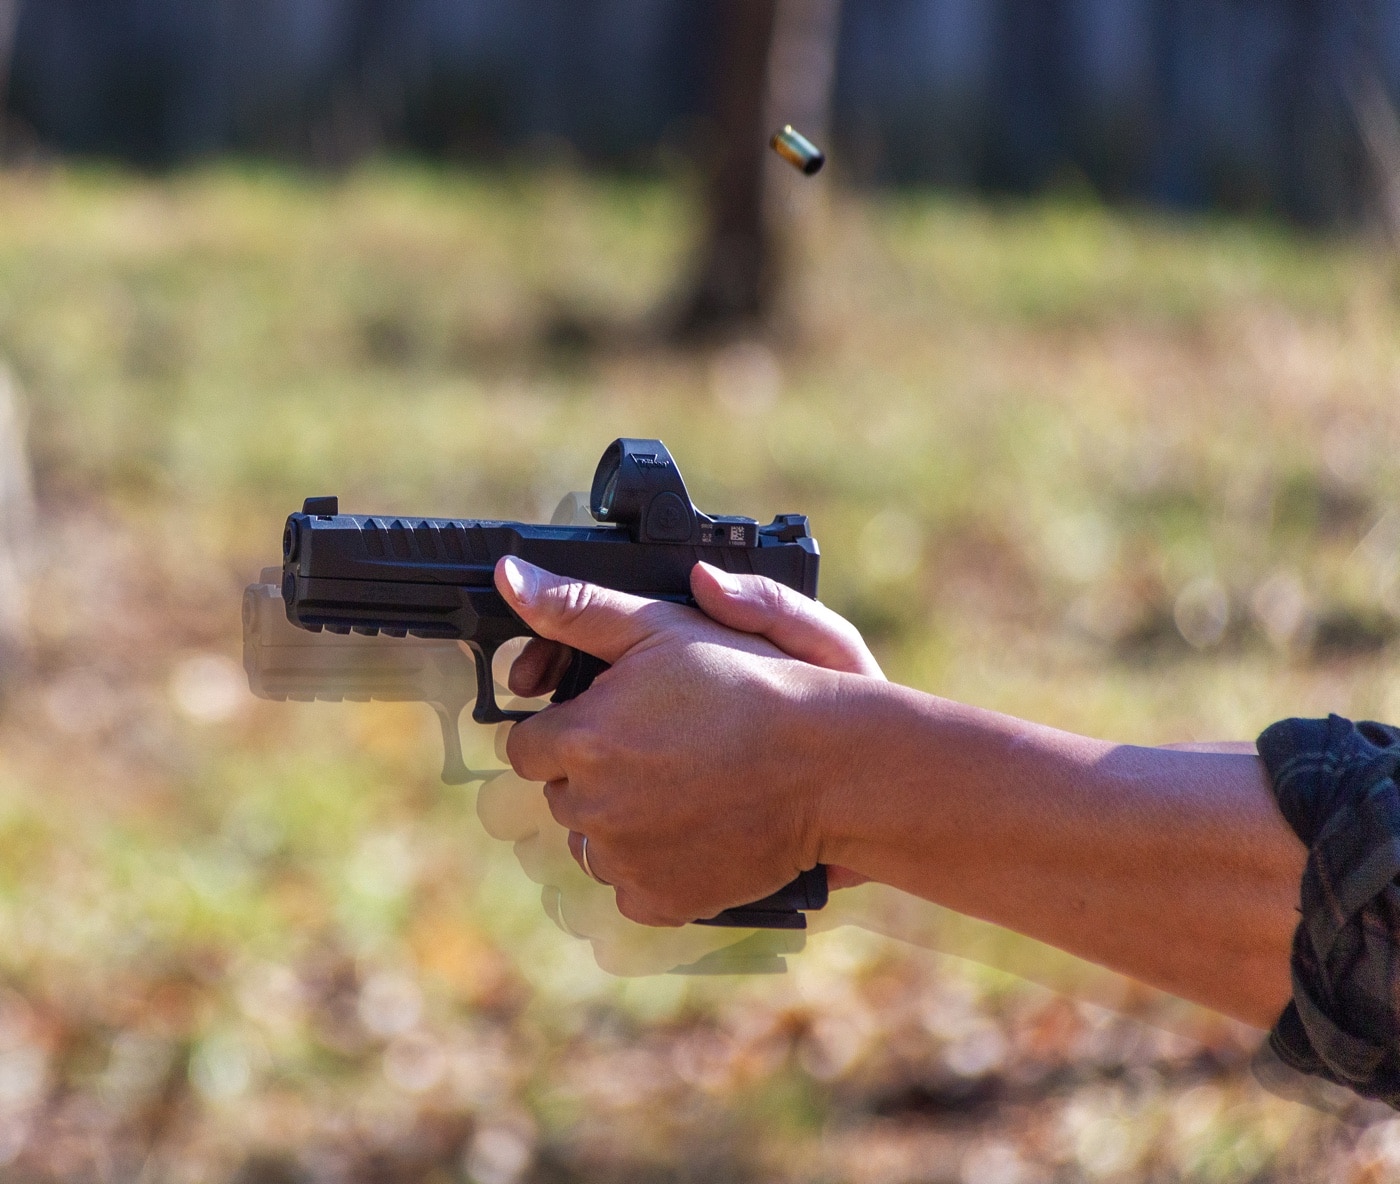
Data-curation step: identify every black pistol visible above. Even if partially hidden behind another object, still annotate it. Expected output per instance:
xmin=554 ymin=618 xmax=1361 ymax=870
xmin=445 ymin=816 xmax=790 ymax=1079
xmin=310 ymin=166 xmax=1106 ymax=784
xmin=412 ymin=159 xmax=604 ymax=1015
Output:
xmin=279 ymin=438 xmax=829 ymax=930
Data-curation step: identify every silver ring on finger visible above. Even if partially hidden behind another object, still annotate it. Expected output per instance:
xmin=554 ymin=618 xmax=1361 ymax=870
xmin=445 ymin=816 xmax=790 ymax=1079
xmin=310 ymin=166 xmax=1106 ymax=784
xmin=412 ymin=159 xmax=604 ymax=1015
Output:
xmin=580 ymin=833 xmax=610 ymax=886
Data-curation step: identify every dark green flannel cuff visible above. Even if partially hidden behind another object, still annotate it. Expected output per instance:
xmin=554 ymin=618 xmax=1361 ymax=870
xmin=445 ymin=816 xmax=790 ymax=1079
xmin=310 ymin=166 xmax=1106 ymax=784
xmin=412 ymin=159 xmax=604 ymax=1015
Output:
xmin=1257 ymin=714 xmax=1400 ymax=1108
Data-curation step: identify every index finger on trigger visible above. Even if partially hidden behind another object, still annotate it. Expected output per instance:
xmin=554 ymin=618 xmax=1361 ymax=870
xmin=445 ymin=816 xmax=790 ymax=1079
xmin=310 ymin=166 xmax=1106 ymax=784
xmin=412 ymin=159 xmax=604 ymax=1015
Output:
xmin=509 ymin=637 xmax=575 ymax=698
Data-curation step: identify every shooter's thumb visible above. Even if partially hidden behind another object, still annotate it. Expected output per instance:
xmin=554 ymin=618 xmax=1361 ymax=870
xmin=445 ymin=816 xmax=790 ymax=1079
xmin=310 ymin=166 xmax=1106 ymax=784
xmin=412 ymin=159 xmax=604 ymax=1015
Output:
xmin=494 ymin=556 xmax=675 ymax=665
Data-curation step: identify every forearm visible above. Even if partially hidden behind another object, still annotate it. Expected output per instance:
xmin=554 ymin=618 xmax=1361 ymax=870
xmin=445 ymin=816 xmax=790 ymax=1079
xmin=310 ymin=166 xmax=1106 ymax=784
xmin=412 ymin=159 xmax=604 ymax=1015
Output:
xmin=495 ymin=557 xmax=1308 ymax=1027
xmin=811 ymin=679 xmax=1307 ymax=1028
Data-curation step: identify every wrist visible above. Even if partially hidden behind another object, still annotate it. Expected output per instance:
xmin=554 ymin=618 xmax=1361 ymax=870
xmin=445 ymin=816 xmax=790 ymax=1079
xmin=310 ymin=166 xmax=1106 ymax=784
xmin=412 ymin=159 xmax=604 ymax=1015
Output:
xmin=797 ymin=677 xmax=1010 ymax=886
xmin=779 ymin=667 xmax=911 ymax=875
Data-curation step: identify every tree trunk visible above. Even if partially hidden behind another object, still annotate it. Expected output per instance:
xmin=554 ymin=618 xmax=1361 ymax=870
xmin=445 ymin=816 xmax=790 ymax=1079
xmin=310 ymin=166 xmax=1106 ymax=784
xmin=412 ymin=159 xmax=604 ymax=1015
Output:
xmin=0 ymin=0 xmax=18 ymax=151
xmin=0 ymin=366 xmax=33 ymax=688
xmin=669 ymin=0 xmax=780 ymax=342
xmin=1347 ymin=71 xmax=1400 ymax=250
xmin=668 ymin=0 xmax=842 ymax=343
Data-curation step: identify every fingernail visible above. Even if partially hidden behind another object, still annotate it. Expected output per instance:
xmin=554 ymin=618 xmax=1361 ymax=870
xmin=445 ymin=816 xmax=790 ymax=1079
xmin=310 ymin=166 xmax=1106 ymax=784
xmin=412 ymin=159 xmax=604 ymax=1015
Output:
xmin=501 ymin=556 xmax=539 ymax=605
xmin=705 ymin=563 xmax=742 ymax=595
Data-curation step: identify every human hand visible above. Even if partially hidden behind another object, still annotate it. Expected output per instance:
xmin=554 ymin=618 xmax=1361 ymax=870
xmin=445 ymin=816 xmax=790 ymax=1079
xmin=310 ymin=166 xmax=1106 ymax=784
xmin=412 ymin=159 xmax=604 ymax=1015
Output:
xmin=475 ymin=765 xmax=746 ymax=973
xmin=495 ymin=557 xmax=883 ymax=926
xmin=504 ymin=561 xmax=883 ymax=695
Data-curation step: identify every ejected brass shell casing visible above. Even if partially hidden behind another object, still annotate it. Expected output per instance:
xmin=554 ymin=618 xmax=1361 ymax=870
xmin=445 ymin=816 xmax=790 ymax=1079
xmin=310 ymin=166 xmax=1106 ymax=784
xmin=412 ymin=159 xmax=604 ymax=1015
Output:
xmin=769 ymin=125 xmax=825 ymax=175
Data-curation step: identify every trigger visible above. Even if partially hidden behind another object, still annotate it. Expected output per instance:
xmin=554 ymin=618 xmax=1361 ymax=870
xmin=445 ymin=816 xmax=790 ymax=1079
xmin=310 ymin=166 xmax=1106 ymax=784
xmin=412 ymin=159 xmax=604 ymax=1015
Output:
xmin=550 ymin=651 xmax=610 ymax=704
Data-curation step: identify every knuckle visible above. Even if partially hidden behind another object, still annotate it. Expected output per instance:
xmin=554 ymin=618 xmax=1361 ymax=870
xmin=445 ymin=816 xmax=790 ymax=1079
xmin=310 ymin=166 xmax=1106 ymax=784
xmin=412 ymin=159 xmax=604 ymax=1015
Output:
xmin=753 ymin=575 xmax=792 ymax=618
xmin=638 ymin=599 xmax=681 ymax=633
xmin=545 ymin=783 xmax=602 ymax=831
xmin=559 ymin=725 xmax=609 ymax=773
xmin=836 ymin=616 xmax=862 ymax=643
xmin=831 ymin=616 xmax=866 ymax=654
xmin=807 ymin=602 xmax=873 ymax=663
xmin=551 ymin=579 xmax=598 ymax=630
xmin=542 ymin=778 xmax=575 ymax=819
xmin=613 ymin=889 xmax=665 ymax=927
xmin=613 ymin=883 xmax=686 ymax=928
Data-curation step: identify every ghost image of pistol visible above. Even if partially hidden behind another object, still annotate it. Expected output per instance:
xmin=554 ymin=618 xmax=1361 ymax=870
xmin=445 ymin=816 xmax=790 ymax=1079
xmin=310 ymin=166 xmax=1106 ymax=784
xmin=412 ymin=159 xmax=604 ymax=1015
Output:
xmin=275 ymin=438 xmax=828 ymax=931
xmin=243 ymin=568 xmax=497 ymax=785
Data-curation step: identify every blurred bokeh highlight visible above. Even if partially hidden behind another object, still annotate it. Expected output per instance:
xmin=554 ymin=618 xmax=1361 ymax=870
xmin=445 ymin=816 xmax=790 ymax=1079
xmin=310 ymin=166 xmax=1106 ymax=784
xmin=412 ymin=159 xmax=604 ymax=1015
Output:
xmin=0 ymin=2 xmax=1398 ymax=1181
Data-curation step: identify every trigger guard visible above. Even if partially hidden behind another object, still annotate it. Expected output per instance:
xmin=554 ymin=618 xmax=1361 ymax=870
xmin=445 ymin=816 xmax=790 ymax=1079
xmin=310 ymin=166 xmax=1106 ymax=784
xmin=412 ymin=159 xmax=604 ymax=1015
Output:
xmin=472 ymin=700 xmax=536 ymax=725
xmin=468 ymin=640 xmax=538 ymax=724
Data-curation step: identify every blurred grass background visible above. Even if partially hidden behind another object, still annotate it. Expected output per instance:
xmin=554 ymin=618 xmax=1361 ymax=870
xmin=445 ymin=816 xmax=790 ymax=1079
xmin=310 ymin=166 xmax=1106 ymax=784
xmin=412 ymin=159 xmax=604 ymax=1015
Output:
xmin=0 ymin=163 xmax=1398 ymax=1181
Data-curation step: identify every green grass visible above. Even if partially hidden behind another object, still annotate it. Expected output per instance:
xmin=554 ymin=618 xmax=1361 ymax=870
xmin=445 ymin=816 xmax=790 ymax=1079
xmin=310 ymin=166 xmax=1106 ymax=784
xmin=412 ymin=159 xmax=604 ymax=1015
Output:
xmin=0 ymin=162 xmax=1396 ymax=1181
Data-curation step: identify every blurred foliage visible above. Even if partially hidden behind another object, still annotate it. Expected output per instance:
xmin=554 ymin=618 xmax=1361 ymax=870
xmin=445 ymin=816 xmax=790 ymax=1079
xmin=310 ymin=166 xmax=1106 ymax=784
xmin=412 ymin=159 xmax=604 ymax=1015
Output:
xmin=0 ymin=163 xmax=1397 ymax=1181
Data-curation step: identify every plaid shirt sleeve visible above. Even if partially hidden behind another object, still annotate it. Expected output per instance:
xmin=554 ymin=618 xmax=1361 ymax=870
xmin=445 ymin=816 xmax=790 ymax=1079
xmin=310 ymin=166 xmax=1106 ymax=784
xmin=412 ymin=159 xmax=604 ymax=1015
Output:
xmin=1256 ymin=714 xmax=1400 ymax=1108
